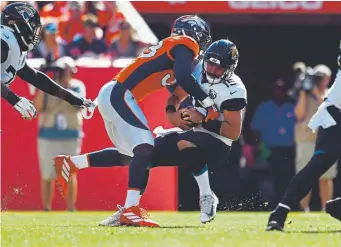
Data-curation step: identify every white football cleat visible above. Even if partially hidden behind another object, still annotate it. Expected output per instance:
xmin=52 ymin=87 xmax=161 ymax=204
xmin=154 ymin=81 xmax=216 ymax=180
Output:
xmin=99 ymin=205 xmax=124 ymax=227
xmin=199 ymin=192 xmax=219 ymax=224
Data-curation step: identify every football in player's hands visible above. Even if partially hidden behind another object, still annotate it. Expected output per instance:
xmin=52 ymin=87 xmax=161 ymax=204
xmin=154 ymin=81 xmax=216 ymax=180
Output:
xmin=180 ymin=107 xmax=203 ymax=127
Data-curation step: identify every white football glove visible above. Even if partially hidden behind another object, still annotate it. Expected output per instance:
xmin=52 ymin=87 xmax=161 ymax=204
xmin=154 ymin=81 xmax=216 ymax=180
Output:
xmin=13 ymin=97 xmax=37 ymax=120
xmin=81 ymin=98 xmax=97 ymax=119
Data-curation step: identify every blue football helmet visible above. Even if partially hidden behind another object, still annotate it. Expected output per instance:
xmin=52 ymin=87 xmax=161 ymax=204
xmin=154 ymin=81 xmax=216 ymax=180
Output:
xmin=171 ymin=15 xmax=212 ymax=52
xmin=203 ymin=39 xmax=239 ymax=84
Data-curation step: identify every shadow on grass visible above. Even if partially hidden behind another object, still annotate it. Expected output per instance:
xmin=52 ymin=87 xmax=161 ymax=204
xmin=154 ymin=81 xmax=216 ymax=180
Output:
xmin=8 ymin=224 xmax=204 ymax=229
xmin=158 ymin=226 xmax=203 ymax=229
xmin=286 ymin=229 xmax=341 ymax=234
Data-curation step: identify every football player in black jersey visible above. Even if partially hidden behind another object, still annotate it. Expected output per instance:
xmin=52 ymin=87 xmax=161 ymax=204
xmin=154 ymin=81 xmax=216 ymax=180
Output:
xmin=266 ymin=43 xmax=341 ymax=231
xmin=1 ymin=3 xmax=94 ymax=120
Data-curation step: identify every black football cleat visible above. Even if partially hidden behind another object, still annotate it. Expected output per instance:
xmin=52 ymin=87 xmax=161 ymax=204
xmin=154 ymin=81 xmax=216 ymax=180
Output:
xmin=266 ymin=205 xmax=290 ymax=231
xmin=326 ymin=197 xmax=341 ymax=222
xmin=266 ymin=220 xmax=284 ymax=231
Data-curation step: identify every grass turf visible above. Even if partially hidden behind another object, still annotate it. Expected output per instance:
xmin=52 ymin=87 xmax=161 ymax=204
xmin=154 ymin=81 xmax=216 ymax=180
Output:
xmin=1 ymin=211 xmax=340 ymax=247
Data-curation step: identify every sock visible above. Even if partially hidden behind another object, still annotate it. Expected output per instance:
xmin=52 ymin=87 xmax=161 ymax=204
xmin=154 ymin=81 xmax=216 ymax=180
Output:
xmin=124 ymin=189 xmax=141 ymax=208
xmin=193 ymin=165 xmax=212 ymax=196
xmin=88 ymin=148 xmax=130 ymax=167
xmin=70 ymin=155 xmax=89 ymax=169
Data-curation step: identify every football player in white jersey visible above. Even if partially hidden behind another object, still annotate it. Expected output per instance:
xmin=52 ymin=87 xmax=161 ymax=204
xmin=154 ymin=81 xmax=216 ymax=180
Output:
xmin=1 ymin=3 xmax=94 ymax=120
xmin=266 ymin=41 xmax=341 ymax=231
xmin=52 ymin=39 xmax=247 ymax=226
xmin=163 ymin=39 xmax=246 ymax=222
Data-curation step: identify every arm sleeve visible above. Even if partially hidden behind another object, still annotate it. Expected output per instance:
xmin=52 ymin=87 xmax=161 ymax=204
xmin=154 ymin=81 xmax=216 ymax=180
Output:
xmin=1 ymin=82 xmax=20 ymax=106
xmin=17 ymin=64 xmax=84 ymax=106
xmin=220 ymin=98 xmax=247 ymax=112
xmin=171 ymin=45 xmax=208 ymax=102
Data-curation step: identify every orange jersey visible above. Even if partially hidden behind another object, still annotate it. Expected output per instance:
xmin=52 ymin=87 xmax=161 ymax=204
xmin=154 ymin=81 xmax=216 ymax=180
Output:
xmin=114 ymin=36 xmax=199 ymax=102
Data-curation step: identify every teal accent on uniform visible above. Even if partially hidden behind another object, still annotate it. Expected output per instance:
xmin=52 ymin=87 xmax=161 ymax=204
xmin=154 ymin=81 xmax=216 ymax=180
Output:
xmin=39 ymin=126 xmax=81 ymax=140
xmin=71 ymin=86 xmax=80 ymax=94
xmin=193 ymin=164 xmax=208 ymax=177
xmin=314 ymin=150 xmax=325 ymax=156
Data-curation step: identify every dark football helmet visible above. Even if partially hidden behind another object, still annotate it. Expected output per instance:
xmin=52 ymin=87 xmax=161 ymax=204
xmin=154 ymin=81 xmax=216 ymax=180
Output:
xmin=171 ymin=15 xmax=212 ymax=52
xmin=203 ymin=39 xmax=239 ymax=84
xmin=1 ymin=2 xmax=42 ymax=51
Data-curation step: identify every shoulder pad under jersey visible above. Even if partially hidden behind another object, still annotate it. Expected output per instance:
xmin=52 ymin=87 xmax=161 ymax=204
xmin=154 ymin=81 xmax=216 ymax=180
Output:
xmin=164 ymin=35 xmax=199 ymax=59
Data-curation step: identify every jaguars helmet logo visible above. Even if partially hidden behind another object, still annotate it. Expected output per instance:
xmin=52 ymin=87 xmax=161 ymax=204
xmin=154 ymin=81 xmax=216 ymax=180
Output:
xmin=231 ymin=47 xmax=239 ymax=61
xmin=15 ymin=5 xmax=35 ymax=22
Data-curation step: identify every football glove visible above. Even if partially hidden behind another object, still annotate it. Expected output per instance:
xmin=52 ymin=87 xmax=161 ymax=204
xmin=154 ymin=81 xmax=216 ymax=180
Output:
xmin=81 ymin=97 xmax=97 ymax=119
xmin=14 ymin=97 xmax=37 ymax=120
xmin=199 ymin=97 xmax=219 ymax=122
xmin=205 ymin=106 xmax=220 ymax=122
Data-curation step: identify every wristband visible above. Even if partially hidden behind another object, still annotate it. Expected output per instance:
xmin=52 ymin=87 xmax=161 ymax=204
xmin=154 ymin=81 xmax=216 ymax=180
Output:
xmin=201 ymin=120 xmax=222 ymax=135
xmin=5 ymin=91 xmax=20 ymax=106
xmin=165 ymin=105 xmax=176 ymax=113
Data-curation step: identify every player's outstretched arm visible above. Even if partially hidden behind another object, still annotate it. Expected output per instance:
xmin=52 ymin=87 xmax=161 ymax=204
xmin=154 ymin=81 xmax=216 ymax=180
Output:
xmin=171 ymin=45 xmax=214 ymax=108
xmin=17 ymin=64 xmax=87 ymax=106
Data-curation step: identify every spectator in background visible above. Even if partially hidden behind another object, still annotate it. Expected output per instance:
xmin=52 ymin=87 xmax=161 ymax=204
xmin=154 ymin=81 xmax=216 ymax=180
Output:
xmin=96 ymin=1 xmax=125 ymax=45
xmin=29 ymin=23 xmax=67 ymax=59
xmin=251 ymin=79 xmax=296 ymax=206
xmin=33 ymin=57 xmax=85 ymax=211
xmin=294 ymin=64 xmax=337 ymax=212
xmin=58 ymin=1 xmax=85 ymax=44
xmin=40 ymin=1 xmax=69 ymax=23
xmin=109 ymin=21 xmax=147 ymax=58
xmin=67 ymin=14 xmax=107 ymax=59
xmin=0 ymin=1 xmax=8 ymax=11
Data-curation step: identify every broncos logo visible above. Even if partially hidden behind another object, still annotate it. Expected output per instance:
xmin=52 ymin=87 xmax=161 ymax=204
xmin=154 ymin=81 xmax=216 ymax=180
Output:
xmin=182 ymin=17 xmax=205 ymax=30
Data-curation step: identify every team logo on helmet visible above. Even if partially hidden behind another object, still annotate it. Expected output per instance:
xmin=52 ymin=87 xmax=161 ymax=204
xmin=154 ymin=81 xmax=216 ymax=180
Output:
xmin=15 ymin=5 xmax=35 ymax=22
xmin=231 ymin=47 xmax=238 ymax=60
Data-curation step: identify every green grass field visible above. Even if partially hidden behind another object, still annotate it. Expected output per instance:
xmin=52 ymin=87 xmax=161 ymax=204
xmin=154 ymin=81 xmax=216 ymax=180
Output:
xmin=1 ymin=211 xmax=340 ymax=247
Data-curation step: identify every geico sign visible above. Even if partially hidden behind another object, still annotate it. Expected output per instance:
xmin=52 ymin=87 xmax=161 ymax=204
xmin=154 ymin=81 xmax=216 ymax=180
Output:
xmin=228 ymin=1 xmax=323 ymax=10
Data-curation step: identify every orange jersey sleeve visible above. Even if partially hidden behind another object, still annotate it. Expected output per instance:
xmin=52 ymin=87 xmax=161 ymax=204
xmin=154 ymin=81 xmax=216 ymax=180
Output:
xmin=113 ymin=35 xmax=199 ymax=102
xmin=164 ymin=35 xmax=200 ymax=61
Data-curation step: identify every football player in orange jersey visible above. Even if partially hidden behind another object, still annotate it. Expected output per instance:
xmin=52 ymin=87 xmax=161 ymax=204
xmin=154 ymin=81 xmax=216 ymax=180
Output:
xmin=54 ymin=15 xmax=218 ymax=227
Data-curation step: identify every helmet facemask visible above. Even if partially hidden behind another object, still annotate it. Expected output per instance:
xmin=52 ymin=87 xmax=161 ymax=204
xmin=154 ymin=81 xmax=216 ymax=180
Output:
xmin=13 ymin=18 xmax=42 ymax=51
xmin=203 ymin=55 xmax=236 ymax=84
xmin=1 ymin=3 xmax=42 ymax=51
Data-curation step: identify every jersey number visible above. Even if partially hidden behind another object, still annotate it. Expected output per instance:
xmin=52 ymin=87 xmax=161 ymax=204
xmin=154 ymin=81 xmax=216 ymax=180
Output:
xmin=140 ymin=41 xmax=164 ymax=58
xmin=6 ymin=65 xmax=16 ymax=78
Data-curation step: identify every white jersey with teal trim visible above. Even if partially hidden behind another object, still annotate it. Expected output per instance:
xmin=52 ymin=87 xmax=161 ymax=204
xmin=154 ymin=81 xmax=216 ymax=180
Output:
xmin=1 ymin=25 xmax=27 ymax=85
xmin=191 ymin=60 xmax=247 ymax=146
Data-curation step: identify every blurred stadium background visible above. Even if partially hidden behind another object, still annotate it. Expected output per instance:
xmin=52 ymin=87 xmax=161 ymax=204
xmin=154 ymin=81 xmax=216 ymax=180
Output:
xmin=1 ymin=1 xmax=341 ymax=213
